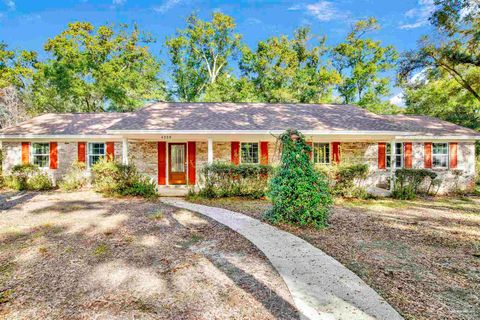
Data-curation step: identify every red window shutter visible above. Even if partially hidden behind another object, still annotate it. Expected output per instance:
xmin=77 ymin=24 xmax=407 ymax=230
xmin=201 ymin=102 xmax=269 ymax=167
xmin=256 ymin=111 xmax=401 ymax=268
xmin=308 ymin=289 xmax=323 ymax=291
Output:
xmin=306 ymin=141 xmax=313 ymax=160
xmin=404 ymin=142 xmax=413 ymax=168
xmin=378 ymin=143 xmax=386 ymax=169
xmin=158 ymin=142 xmax=167 ymax=185
xmin=50 ymin=142 xmax=58 ymax=169
xmin=21 ymin=142 xmax=30 ymax=165
xmin=231 ymin=141 xmax=240 ymax=165
xmin=260 ymin=141 xmax=268 ymax=165
xmin=106 ymin=142 xmax=115 ymax=161
xmin=332 ymin=142 xmax=340 ymax=164
xmin=78 ymin=142 xmax=86 ymax=163
xmin=424 ymin=142 xmax=432 ymax=169
xmin=187 ymin=141 xmax=196 ymax=185
xmin=449 ymin=143 xmax=458 ymax=169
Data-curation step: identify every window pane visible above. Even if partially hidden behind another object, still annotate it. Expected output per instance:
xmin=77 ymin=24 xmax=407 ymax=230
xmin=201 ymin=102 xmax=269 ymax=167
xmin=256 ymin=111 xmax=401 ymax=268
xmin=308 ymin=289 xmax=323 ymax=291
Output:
xmin=32 ymin=143 xmax=49 ymax=155
xmin=395 ymin=143 xmax=403 ymax=155
xmin=433 ymin=143 xmax=447 ymax=155
xmin=241 ymin=143 xmax=259 ymax=164
xmin=89 ymin=143 xmax=105 ymax=156
xmin=313 ymin=143 xmax=330 ymax=164
xmin=33 ymin=155 xmax=49 ymax=167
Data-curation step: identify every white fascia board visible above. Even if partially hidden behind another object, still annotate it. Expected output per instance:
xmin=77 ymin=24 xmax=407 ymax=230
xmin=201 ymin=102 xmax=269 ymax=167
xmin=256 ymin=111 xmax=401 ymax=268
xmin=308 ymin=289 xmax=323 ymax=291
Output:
xmin=395 ymin=135 xmax=479 ymax=142
xmin=0 ymin=134 xmax=122 ymax=141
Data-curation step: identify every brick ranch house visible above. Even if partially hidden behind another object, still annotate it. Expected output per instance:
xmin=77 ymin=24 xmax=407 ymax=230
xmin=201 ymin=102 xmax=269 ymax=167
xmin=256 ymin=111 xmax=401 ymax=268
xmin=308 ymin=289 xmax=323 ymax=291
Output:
xmin=1 ymin=102 xmax=479 ymax=195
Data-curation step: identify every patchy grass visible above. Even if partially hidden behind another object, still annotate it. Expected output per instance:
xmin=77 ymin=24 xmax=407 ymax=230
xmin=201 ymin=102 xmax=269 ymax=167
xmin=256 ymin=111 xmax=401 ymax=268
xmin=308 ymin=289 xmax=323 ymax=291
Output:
xmin=0 ymin=191 xmax=298 ymax=319
xmin=189 ymin=195 xmax=480 ymax=320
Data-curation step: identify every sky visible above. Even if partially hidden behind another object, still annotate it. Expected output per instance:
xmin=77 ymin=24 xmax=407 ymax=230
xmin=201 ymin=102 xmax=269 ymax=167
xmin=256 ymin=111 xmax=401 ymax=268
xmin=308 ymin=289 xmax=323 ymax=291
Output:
xmin=0 ymin=0 xmax=438 ymax=104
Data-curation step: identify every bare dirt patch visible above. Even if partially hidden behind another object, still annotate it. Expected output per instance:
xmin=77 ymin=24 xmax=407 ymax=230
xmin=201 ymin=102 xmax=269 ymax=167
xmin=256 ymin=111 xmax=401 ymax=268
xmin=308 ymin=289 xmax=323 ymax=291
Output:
xmin=0 ymin=191 xmax=298 ymax=319
xmin=191 ymin=196 xmax=480 ymax=320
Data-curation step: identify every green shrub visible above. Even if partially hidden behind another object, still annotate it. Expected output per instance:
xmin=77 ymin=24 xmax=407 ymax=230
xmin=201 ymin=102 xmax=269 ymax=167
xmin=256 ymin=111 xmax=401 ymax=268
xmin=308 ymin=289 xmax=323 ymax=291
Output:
xmin=5 ymin=164 xmax=53 ymax=191
xmin=316 ymin=163 xmax=369 ymax=198
xmin=198 ymin=162 xmax=273 ymax=199
xmin=58 ymin=161 xmax=88 ymax=191
xmin=392 ymin=168 xmax=438 ymax=200
xmin=91 ymin=158 xmax=157 ymax=198
xmin=266 ymin=129 xmax=332 ymax=229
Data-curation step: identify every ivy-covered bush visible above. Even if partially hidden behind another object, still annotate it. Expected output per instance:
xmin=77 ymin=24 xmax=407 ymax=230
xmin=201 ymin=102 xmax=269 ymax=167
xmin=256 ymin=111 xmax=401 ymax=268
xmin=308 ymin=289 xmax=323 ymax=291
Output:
xmin=266 ymin=129 xmax=332 ymax=228
xmin=392 ymin=168 xmax=438 ymax=200
xmin=91 ymin=158 xmax=157 ymax=198
xmin=198 ymin=163 xmax=273 ymax=199
xmin=317 ymin=163 xmax=369 ymax=198
xmin=58 ymin=161 xmax=88 ymax=191
xmin=5 ymin=164 xmax=53 ymax=191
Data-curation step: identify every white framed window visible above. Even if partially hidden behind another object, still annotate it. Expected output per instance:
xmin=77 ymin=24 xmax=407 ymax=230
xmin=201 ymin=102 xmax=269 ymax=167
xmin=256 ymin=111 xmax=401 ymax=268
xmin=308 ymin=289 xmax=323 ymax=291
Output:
xmin=88 ymin=142 xmax=106 ymax=167
xmin=386 ymin=142 xmax=404 ymax=169
xmin=240 ymin=142 xmax=259 ymax=164
xmin=313 ymin=143 xmax=330 ymax=164
xmin=432 ymin=143 xmax=448 ymax=168
xmin=32 ymin=143 xmax=50 ymax=167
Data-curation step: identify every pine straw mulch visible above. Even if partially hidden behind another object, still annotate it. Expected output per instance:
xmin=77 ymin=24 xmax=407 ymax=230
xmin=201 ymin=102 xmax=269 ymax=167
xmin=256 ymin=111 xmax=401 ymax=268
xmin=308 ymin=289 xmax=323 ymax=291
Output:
xmin=190 ymin=196 xmax=480 ymax=320
xmin=0 ymin=191 xmax=298 ymax=320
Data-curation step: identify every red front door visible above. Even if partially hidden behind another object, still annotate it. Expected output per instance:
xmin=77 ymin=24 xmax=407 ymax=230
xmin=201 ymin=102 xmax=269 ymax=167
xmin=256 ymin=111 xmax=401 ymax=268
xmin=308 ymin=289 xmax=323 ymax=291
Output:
xmin=168 ymin=143 xmax=187 ymax=185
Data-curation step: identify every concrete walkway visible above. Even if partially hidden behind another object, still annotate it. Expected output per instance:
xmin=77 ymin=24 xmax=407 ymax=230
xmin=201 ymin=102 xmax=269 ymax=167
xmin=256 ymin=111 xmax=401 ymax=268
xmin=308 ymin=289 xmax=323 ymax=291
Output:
xmin=162 ymin=198 xmax=403 ymax=320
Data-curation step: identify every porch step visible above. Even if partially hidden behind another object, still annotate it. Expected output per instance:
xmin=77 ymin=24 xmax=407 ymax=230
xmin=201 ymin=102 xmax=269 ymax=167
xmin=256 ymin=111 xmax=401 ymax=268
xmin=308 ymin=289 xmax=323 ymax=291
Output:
xmin=157 ymin=185 xmax=192 ymax=197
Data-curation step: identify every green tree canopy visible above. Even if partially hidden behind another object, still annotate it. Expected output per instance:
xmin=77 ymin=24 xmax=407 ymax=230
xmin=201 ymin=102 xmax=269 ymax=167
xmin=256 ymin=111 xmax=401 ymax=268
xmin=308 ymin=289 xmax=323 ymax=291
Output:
xmin=166 ymin=12 xmax=242 ymax=102
xmin=332 ymin=17 xmax=398 ymax=109
xmin=240 ymin=27 xmax=340 ymax=103
xmin=399 ymin=0 xmax=480 ymax=103
xmin=0 ymin=42 xmax=37 ymax=89
xmin=29 ymin=22 xmax=165 ymax=113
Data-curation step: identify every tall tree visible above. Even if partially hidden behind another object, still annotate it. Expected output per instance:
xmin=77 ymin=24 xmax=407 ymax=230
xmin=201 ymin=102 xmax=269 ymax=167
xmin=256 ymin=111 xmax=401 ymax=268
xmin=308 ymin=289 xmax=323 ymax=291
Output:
xmin=403 ymin=68 xmax=480 ymax=131
xmin=399 ymin=0 xmax=480 ymax=135
xmin=0 ymin=43 xmax=37 ymax=128
xmin=240 ymin=27 xmax=340 ymax=103
xmin=399 ymin=0 xmax=480 ymax=103
xmin=29 ymin=22 xmax=165 ymax=113
xmin=331 ymin=17 xmax=398 ymax=109
xmin=166 ymin=13 xmax=242 ymax=101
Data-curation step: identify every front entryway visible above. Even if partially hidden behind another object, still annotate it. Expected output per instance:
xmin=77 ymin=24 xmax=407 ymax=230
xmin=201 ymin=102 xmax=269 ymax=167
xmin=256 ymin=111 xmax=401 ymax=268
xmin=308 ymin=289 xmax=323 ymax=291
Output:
xmin=168 ymin=143 xmax=187 ymax=185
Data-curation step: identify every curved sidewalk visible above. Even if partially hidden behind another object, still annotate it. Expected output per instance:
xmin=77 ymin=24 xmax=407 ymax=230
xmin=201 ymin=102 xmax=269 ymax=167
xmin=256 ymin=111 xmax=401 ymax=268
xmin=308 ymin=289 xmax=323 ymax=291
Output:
xmin=161 ymin=198 xmax=403 ymax=320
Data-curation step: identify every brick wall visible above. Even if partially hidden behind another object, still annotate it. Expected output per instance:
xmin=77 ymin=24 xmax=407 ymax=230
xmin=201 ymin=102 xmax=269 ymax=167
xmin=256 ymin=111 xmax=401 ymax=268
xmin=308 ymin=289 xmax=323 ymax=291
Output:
xmin=1 ymin=140 xmax=476 ymax=194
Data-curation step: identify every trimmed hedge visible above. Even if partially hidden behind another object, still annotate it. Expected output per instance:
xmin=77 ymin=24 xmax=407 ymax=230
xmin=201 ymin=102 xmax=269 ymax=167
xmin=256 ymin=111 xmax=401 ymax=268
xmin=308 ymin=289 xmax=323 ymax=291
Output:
xmin=198 ymin=162 xmax=273 ymax=199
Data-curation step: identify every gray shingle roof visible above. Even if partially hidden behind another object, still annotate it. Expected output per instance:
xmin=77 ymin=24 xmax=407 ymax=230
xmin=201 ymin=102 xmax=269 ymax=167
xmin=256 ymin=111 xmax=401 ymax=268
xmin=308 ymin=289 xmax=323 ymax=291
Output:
xmin=0 ymin=112 xmax=127 ymax=135
xmin=1 ymin=102 xmax=478 ymax=137
xmin=110 ymin=102 xmax=405 ymax=132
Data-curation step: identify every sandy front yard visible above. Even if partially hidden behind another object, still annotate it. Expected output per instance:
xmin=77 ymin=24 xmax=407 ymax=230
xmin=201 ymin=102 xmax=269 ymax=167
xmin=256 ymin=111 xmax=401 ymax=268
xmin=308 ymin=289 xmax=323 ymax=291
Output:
xmin=0 ymin=191 xmax=298 ymax=319
xmin=190 ymin=196 xmax=480 ymax=320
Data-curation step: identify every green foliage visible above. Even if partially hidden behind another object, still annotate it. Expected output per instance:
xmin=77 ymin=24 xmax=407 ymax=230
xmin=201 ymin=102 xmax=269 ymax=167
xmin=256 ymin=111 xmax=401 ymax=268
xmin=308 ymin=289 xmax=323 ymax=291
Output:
xmin=5 ymin=164 xmax=53 ymax=191
xmin=399 ymin=1 xmax=480 ymax=107
xmin=392 ymin=169 xmax=438 ymax=200
xmin=332 ymin=17 xmax=398 ymax=110
xmin=240 ymin=27 xmax=340 ymax=103
xmin=317 ymin=163 xmax=369 ymax=198
xmin=198 ymin=162 xmax=272 ymax=199
xmin=28 ymin=22 xmax=165 ymax=113
xmin=58 ymin=161 xmax=88 ymax=191
xmin=91 ymin=158 xmax=157 ymax=198
xmin=203 ymin=74 xmax=260 ymax=102
xmin=402 ymin=67 xmax=480 ymax=131
xmin=166 ymin=12 xmax=242 ymax=101
xmin=266 ymin=129 xmax=332 ymax=228
xmin=0 ymin=42 xmax=37 ymax=89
